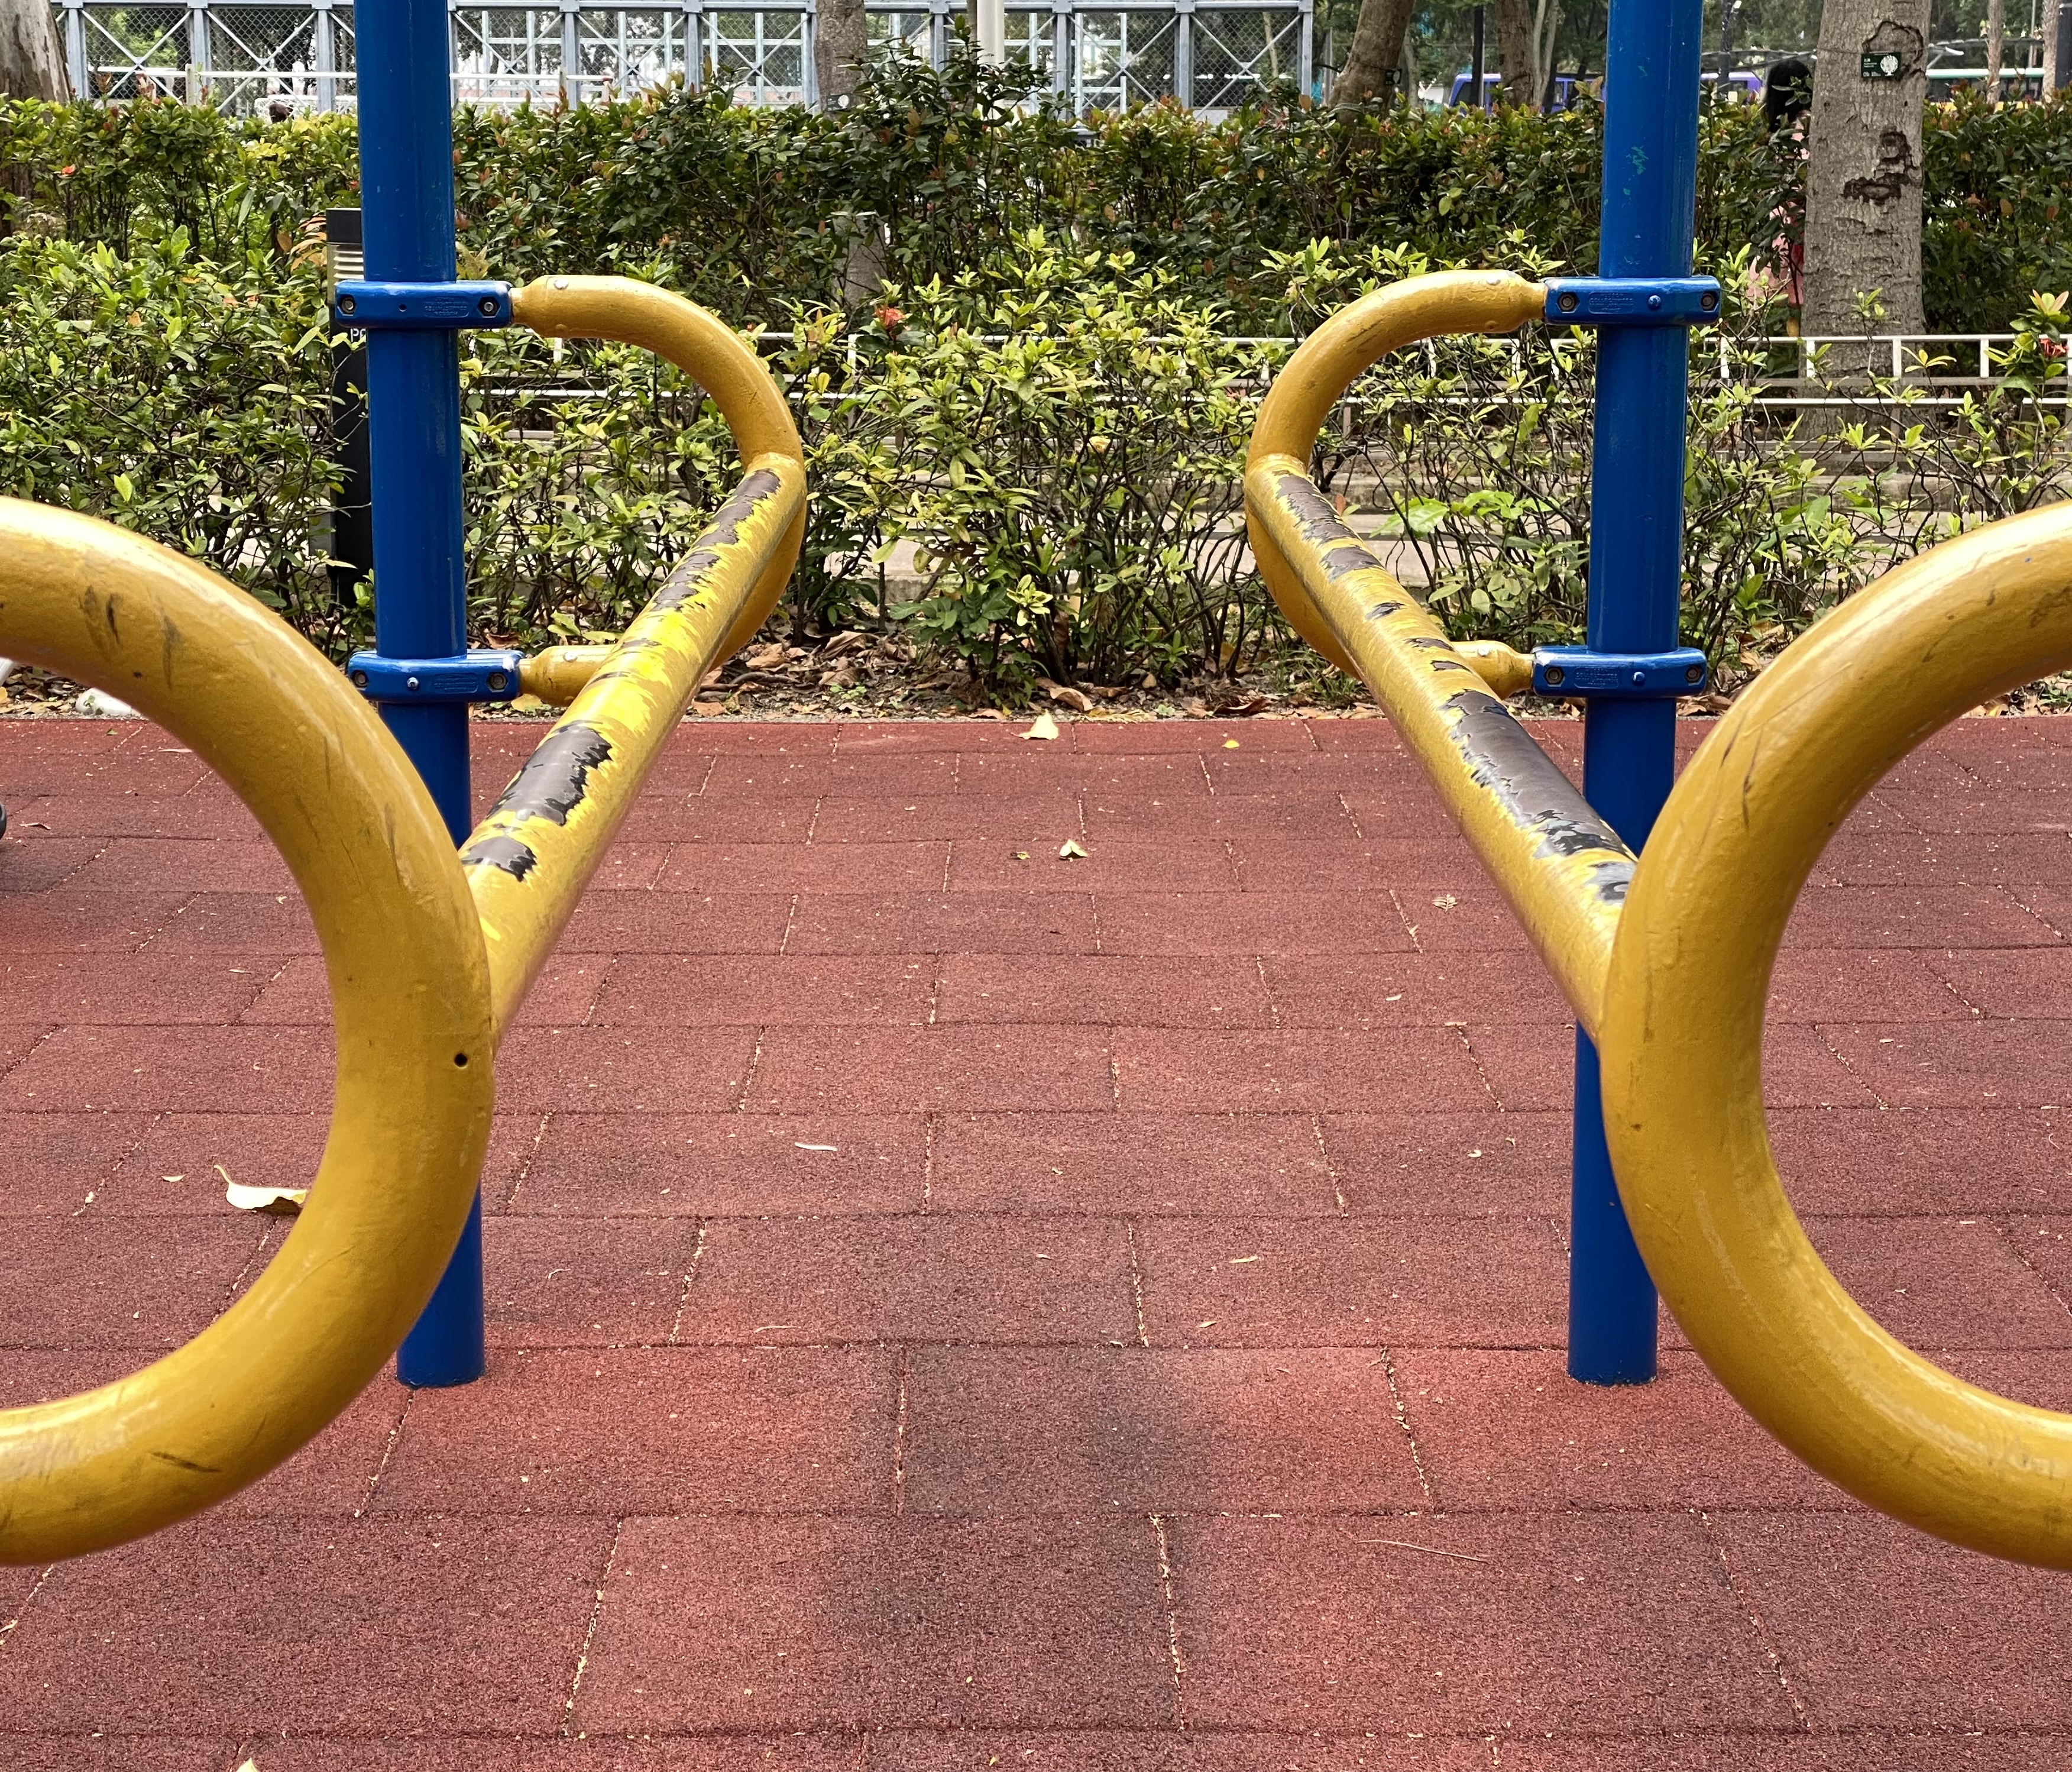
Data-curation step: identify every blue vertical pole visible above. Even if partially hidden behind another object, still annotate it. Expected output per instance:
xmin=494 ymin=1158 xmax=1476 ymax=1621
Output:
xmin=1566 ymin=0 xmax=1704 ymax=1385
xmin=358 ymin=0 xmax=486 ymax=1386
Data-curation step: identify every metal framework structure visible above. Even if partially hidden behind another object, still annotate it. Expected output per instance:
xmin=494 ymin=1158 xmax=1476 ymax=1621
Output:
xmin=52 ymin=0 xmax=1309 ymax=112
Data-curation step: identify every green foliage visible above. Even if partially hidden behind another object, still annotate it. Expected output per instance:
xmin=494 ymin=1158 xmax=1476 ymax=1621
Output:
xmin=1924 ymin=92 xmax=2072 ymax=334
xmin=874 ymin=231 xmax=1275 ymax=694
xmin=8 ymin=71 xmax=2072 ymax=333
xmin=0 ymin=232 xmax=348 ymax=646
xmin=3 ymin=70 xmax=2071 ymax=699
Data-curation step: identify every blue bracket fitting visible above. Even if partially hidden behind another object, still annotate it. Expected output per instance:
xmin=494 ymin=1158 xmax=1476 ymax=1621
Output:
xmin=347 ymin=649 xmax=525 ymax=703
xmin=1532 ymin=645 xmax=1708 ymax=698
xmin=331 ymin=280 xmax=514 ymax=329
xmin=1544 ymin=277 xmax=1723 ymax=327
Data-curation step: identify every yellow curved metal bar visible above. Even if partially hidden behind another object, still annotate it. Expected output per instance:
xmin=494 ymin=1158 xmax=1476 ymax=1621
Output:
xmin=462 ymin=452 xmax=806 ymax=1036
xmin=1242 ymin=271 xmax=1629 ymax=1026
xmin=520 ymin=644 xmax=614 ymax=706
xmin=1247 ymin=270 xmax=1547 ymax=678
xmin=510 ymin=276 xmax=807 ymax=670
xmin=1248 ymin=447 xmax=1629 ymax=1033
xmin=1599 ymin=503 xmax=2072 ymax=1567
xmin=0 ymin=499 xmax=493 ymax=1564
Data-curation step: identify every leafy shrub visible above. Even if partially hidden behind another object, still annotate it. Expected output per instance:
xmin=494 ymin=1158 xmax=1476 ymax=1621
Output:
xmin=7 ymin=69 xmax=2072 ymax=331
xmin=0 ymin=232 xmax=347 ymax=645
xmin=873 ymin=231 xmax=1275 ymax=694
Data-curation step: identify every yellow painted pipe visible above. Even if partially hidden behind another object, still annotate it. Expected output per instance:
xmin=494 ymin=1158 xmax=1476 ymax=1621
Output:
xmin=0 ymin=499 xmax=493 ymax=1563
xmin=463 ymin=277 xmax=810 ymax=1036
xmin=1248 ymin=270 xmax=1548 ymax=680
xmin=1600 ymin=503 xmax=2072 ymax=1567
xmin=1254 ymin=267 xmax=2072 ymax=1567
xmin=510 ymin=276 xmax=805 ymax=671
xmin=463 ymin=452 xmax=805 ymax=1036
xmin=0 ymin=278 xmax=806 ymax=1562
xmin=519 ymin=644 xmax=614 ymax=706
xmin=1248 ymin=454 xmax=1629 ymax=1031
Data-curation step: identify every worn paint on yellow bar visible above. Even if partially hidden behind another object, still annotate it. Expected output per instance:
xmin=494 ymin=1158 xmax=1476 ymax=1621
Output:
xmin=0 ymin=499 xmax=493 ymax=1563
xmin=1601 ymin=500 xmax=2072 ymax=1567
xmin=464 ymin=455 xmax=804 ymax=1037
xmin=1248 ymin=453 xmax=1629 ymax=1035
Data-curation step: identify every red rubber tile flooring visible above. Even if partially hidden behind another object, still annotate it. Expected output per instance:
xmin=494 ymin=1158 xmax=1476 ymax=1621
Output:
xmin=2 ymin=712 xmax=2071 ymax=1769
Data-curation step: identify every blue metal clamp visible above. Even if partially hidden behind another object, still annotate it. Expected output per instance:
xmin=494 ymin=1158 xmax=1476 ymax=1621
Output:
xmin=1543 ymin=277 xmax=1723 ymax=327
xmin=1532 ymin=645 xmax=1708 ymax=699
xmin=346 ymin=649 xmax=525 ymax=703
xmin=331 ymin=280 xmax=515 ymax=329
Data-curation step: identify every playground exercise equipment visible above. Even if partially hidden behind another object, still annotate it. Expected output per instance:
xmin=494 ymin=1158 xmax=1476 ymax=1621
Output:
xmin=0 ymin=0 xmax=2064 ymax=1580
xmin=1245 ymin=3 xmax=2072 ymax=1569
xmin=0 ymin=275 xmax=804 ymax=1564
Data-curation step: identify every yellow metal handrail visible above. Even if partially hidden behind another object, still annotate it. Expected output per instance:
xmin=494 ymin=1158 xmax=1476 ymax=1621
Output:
xmin=1249 ymin=269 xmax=2072 ymax=1567
xmin=0 ymin=276 xmax=804 ymax=1562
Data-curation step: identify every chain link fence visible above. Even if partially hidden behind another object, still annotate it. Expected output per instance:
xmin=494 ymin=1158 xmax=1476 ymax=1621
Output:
xmin=54 ymin=0 xmax=1307 ymax=112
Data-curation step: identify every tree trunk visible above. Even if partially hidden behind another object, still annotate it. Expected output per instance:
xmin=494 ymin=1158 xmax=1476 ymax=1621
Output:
xmin=1801 ymin=1 xmax=1929 ymax=339
xmin=812 ymin=0 xmax=869 ymax=108
xmin=1494 ymin=0 xmax=1533 ymax=100
xmin=0 ymin=0 xmax=69 ymax=101
xmin=1332 ymin=0 xmax=1413 ymax=109
xmin=1493 ymin=0 xmax=1559 ymax=107
xmin=1986 ymin=0 xmax=2006 ymax=101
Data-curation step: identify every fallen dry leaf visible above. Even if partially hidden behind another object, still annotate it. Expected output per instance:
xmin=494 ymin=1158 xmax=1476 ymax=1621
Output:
xmin=1432 ymin=894 xmax=1458 ymax=910
xmin=1222 ymin=738 xmax=1240 ymax=749
xmin=1023 ymin=711 xmax=1061 ymax=741
xmin=1058 ymin=838 xmax=1088 ymax=859
xmin=225 ymin=1165 xmax=307 ymax=1217
xmin=1047 ymin=684 xmax=1093 ymax=713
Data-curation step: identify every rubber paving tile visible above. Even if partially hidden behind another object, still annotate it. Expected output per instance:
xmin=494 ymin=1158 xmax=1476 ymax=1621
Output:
xmin=1091 ymin=890 xmax=1415 ymax=956
xmin=934 ymin=953 xmax=1273 ymax=1028
xmin=0 ymin=1214 xmax=271 ymax=1348
xmin=1265 ymin=949 xmax=1573 ymax=1027
xmin=7 ymin=712 xmax=2072 ymax=1760
xmin=901 ymin=1346 xmax=1426 ymax=1514
xmin=947 ymin=838 xmax=1240 ymax=893
xmin=1322 ymin=1109 xmax=1571 ymax=1215
xmin=0 ymin=949 xmax=266 ymax=1024
xmin=1765 ymin=1105 xmax=2072 ymax=1216
xmin=0 ymin=1107 xmax=148 ymax=1214
xmin=930 ymin=1110 xmax=1339 ymax=1214
xmin=1715 ymin=1512 xmax=2072 ymax=1731
xmin=0 ymin=1515 xmax=611 ymax=1735
xmin=676 ymin=1213 xmax=1138 ymax=1346
xmin=1930 ymin=941 xmax=2072 ymax=1014
xmin=481 ymin=1215 xmax=705 ymax=1346
xmin=1135 ymin=1215 xmax=1568 ymax=1347
xmin=1 ymin=887 xmax=187 ymax=950
xmin=785 ymin=891 xmax=1098 ymax=956
xmin=509 ymin=1112 xmax=926 ymax=1215
xmin=744 ymin=1026 xmax=1114 ymax=1113
xmin=372 ymin=1345 xmax=899 ymax=1515
xmin=1820 ymin=1018 xmax=2072 ymax=1108
xmin=0 ymin=1021 xmax=334 ymax=1114
xmin=656 ymin=840 xmax=950 ymax=894
xmin=1168 ymin=1512 xmax=1793 ymax=1736
xmin=1113 ymin=1026 xmax=1487 ymax=1113
xmin=493 ymin=1024 xmax=757 ymax=1113
xmin=1228 ymin=833 xmax=1481 ymax=894
xmin=574 ymin=1515 xmax=1174 ymax=1732
xmin=1391 ymin=1348 xmax=1840 ymax=1512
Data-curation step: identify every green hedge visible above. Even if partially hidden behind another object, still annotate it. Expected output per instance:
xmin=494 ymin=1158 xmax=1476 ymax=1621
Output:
xmin=4 ymin=63 xmax=2071 ymax=331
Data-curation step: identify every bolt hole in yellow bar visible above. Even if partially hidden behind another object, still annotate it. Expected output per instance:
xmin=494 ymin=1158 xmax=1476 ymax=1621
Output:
xmin=0 ymin=278 xmax=804 ymax=1561
xmin=1247 ymin=270 xmax=2072 ymax=1566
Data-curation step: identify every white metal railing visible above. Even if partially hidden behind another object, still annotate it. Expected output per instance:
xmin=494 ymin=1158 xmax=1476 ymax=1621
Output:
xmin=468 ymin=330 xmax=2072 ymax=418
xmin=53 ymin=0 xmax=1310 ymax=112
xmin=1734 ymin=333 xmax=2072 ymax=409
